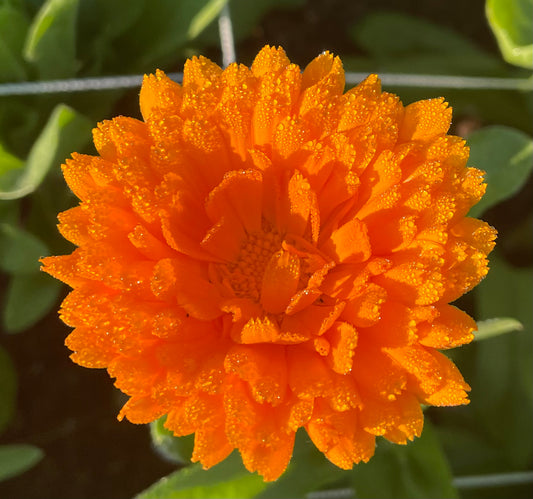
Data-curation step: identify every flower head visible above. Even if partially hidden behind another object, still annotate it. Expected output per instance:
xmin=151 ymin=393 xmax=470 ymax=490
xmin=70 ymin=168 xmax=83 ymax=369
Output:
xmin=42 ymin=46 xmax=496 ymax=481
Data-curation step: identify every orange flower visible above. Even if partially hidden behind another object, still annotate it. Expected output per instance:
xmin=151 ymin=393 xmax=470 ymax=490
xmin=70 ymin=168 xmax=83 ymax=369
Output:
xmin=42 ymin=46 xmax=496 ymax=481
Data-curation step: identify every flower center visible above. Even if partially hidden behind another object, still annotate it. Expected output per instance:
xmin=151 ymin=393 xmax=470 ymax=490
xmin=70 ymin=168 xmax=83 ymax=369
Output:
xmin=224 ymin=229 xmax=283 ymax=301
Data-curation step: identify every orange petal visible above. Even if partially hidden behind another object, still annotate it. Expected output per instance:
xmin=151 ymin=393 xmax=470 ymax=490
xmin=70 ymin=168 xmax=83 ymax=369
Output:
xmin=140 ymin=70 xmax=182 ymax=121
xmin=301 ymin=51 xmax=344 ymax=93
xmin=360 ymin=391 xmax=423 ymax=443
xmin=193 ymin=424 xmax=233 ymax=469
xmin=224 ymin=344 xmax=287 ymax=405
xmin=281 ymin=301 xmax=345 ymax=343
xmin=320 ymin=218 xmax=371 ymax=263
xmin=151 ymin=258 xmax=222 ymax=320
xmin=260 ymin=249 xmax=300 ymax=314
xmin=65 ymin=326 xmax=116 ymax=368
xmin=223 ymin=378 xmax=294 ymax=481
xmin=398 ymin=97 xmax=452 ymax=142
xmin=205 ymin=169 xmax=263 ymax=234
xmin=325 ymin=321 xmax=358 ymax=375
xmin=384 ymin=344 xmax=470 ymax=405
xmin=251 ymin=45 xmax=290 ymax=77
xmin=352 ymin=345 xmax=407 ymax=401
xmin=342 ymin=283 xmax=387 ymax=327
xmin=118 ymin=395 xmax=164 ymax=424
xmin=306 ymin=401 xmax=375 ymax=469
xmin=234 ymin=314 xmax=281 ymax=344
xmin=418 ymin=304 xmax=476 ymax=349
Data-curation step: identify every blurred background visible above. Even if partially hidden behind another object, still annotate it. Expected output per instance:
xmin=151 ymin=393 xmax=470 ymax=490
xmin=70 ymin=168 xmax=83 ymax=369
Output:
xmin=0 ymin=0 xmax=531 ymax=498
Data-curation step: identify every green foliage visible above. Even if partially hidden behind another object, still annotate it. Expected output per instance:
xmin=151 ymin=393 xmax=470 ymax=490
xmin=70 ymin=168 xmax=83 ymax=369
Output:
xmin=467 ymin=126 xmax=533 ymax=217
xmin=0 ymin=223 xmax=48 ymax=274
xmin=24 ymin=0 xmax=79 ymax=79
xmin=0 ymin=444 xmax=43 ymax=482
xmin=351 ymin=422 xmax=457 ymax=499
xmin=150 ymin=417 xmax=195 ymax=465
xmin=486 ymin=0 xmax=533 ymax=69
xmin=475 ymin=317 xmax=524 ymax=341
xmin=3 ymin=268 xmax=62 ymax=333
xmin=188 ymin=0 xmax=227 ymax=39
xmin=0 ymin=3 xmax=30 ymax=82
xmin=473 ymin=254 xmax=533 ymax=469
xmin=349 ymin=12 xmax=506 ymax=75
xmin=0 ymin=104 xmax=92 ymax=200
xmin=137 ymin=452 xmax=267 ymax=499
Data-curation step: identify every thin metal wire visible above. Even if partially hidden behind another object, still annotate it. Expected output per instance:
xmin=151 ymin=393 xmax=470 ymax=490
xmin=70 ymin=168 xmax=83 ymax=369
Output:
xmin=218 ymin=1 xmax=236 ymax=67
xmin=452 ymin=471 xmax=533 ymax=489
xmin=0 ymin=72 xmax=530 ymax=96
xmin=305 ymin=471 xmax=533 ymax=499
xmin=348 ymin=72 xmax=533 ymax=90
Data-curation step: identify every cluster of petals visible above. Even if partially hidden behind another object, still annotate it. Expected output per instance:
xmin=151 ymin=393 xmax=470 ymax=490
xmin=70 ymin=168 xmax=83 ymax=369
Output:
xmin=42 ymin=46 xmax=496 ymax=481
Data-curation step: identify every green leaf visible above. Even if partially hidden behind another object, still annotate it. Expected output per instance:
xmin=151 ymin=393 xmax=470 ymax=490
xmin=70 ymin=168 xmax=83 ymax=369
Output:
xmin=0 ymin=104 xmax=92 ymax=200
xmin=195 ymin=0 xmax=305 ymax=46
xmin=486 ymin=0 xmax=533 ymax=69
xmin=136 ymin=452 xmax=267 ymax=499
xmin=188 ymin=0 xmax=226 ymax=39
xmin=0 ymin=4 xmax=30 ymax=82
xmin=352 ymin=12 xmax=489 ymax=60
xmin=23 ymin=0 xmax=79 ymax=79
xmin=0 ymin=346 xmax=17 ymax=434
xmin=115 ymin=0 xmax=219 ymax=70
xmin=0 ymin=143 xmax=24 ymax=193
xmin=0 ymin=223 xmax=49 ymax=274
xmin=467 ymin=126 xmax=533 ymax=217
xmin=0 ymin=143 xmax=23 ymax=175
xmin=150 ymin=416 xmax=195 ymax=465
xmin=0 ymin=444 xmax=43 ymax=482
xmin=3 ymin=271 xmax=61 ymax=333
xmin=475 ymin=317 xmax=524 ymax=341
xmin=474 ymin=254 xmax=533 ymax=468
xmin=351 ymin=422 xmax=458 ymax=499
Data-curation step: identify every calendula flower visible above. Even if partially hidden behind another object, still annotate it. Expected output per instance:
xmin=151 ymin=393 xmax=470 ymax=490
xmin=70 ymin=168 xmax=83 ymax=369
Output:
xmin=41 ymin=46 xmax=496 ymax=481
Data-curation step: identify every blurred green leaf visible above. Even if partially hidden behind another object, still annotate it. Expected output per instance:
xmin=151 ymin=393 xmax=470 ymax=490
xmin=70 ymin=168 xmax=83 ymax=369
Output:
xmin=474 ymin=254 xmax=533 ymax=469
xmin=349 ymin=12 xmax=505 ymax=75
xmin=467 ymin=125 xmax=533 ymax=217
xmin=0 ymin=4 xmax=30 ymax=82
xmin=0 ymin=104 xmax=92 ymax=200
xmin=196 ymin=0 xmax=305 ymax=46
xmin=24 ymin=0 xmax=79 ymax=79
xmin=0 ymin=143 xmax=23 ymax=173
xmin=188 ymin=0 xmax=226 ymax=39
xmin=0 ymin=223 xmax=49 ymax=274
xmin=436 ymin=425 xmax=503 ymax=476
xmin=475 ymin=317 xmax=524 ymax=341
xmin=114 ymin=0 xmax=223 ymax=71
xmin=353 ymin=12 xmax=487 ymax=59
xmin=486 ymin=0 xmax=533 ymax=69
xmin=150 ymin=416 xmax=195 ymax=465
xmin=0 ymin=444 xmax=43 ymax=482
xmin=136 ymin=452 xmax=267 ymax=499
xmin=3 ymin=271 xmax=61 ymax=333
xmin=0 ymin=345 xmax=16 ymax=434
xmin=351 ymin=422 xmax=458 ymax=499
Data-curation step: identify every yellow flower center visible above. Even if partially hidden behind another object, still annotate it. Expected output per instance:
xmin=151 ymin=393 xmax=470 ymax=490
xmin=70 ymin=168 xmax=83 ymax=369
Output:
xmin=224 ymin=229 xmax=283 ymax=301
